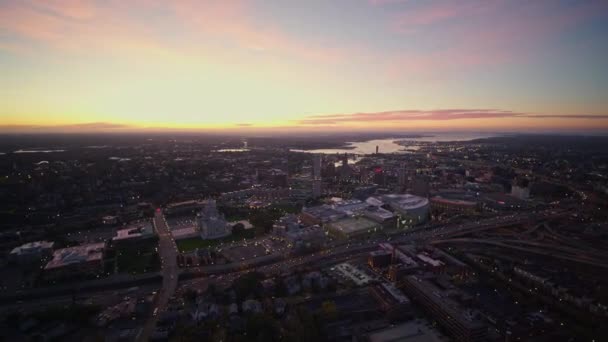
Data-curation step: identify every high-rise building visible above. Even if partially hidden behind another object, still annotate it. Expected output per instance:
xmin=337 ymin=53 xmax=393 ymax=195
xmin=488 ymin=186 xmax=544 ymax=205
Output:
xmin=312 ymin=179 xmax=322 ymax=198
xmin=398 ymin=162 xmax=407 ymax=187
xmin=312 ymin=154 xmax=323 ymax=198
xmin=411 ymin=176 xmax=430 ymax=198
xmin=313 ymin=154 xmax=322 ymax=179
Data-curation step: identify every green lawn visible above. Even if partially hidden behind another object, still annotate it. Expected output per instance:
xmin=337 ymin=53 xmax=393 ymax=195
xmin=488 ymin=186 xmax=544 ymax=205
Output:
xmin=116 ymin=251 xmax=160 ymax=274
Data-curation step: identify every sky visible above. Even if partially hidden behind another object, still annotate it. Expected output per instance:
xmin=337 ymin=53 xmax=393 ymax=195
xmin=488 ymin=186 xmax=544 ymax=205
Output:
xmin=1 ymin=0 xmax=607 ymax=133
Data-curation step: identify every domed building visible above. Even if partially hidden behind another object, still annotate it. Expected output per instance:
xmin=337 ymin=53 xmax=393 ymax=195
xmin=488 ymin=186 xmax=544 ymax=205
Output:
xmin=367 ymin=193 xmax=430 ymax=227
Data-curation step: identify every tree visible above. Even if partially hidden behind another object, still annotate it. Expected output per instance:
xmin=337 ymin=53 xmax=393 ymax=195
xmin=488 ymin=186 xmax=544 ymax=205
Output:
xmin=232 ymin=222 xmax=245 ymax=235
xmin=321 ymin=300 xmax=337 ymax=320
xmin=246 ymin=313 xmax=279 ymax=342
xmin=233 ymin=272 xmax=265 ymax=302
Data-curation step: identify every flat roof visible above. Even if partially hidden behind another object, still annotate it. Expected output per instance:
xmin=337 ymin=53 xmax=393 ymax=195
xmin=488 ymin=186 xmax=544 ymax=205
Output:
xmin=10 ymin=241 xmax=54 ymax=255
xmin=368 ymin=320 xmax=444 ymax=342
xmin=333 ymin=262 xmax=372 ymax=285
xmin=171 ymin=227 xmax=198 ymax=239
xmin=329 ymin=217 xmax=379 ymax=234
xmin=405 ymin=275 xmax=485 ymax=330
xmin=166 ymin=200 xmax=205 ymax=208
xmin=112 ymin=222 xmax=154 ymax=241
xmin=363 ymin=206 xmax=395 ymax=220
xmin=303 ymin=205 xmax=346 ymax=219
xmin=431 ymin=196 xmax=477 ymax=206
xmin=370 ymin=250 xmax=392 ymax=256
xmin=45 ymin=242 xmax=105 ymax=270
xmin=417 ymin=254 xmax=445 ymax=267
xmin=380 ymin=282 xmax=410 ymax=304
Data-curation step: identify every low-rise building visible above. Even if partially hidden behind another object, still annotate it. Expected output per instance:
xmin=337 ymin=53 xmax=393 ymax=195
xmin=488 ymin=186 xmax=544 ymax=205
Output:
xmin=431 ymin=196 xmax=478 ymax=214
xmin=164 ymin=200 xmax=206 ymax=216
xmin=273 ymin=214 xmax=301 ymax=235
xmin=9 ymin=241 xmax=54 ymax=264
xmin=367 ymin=193 xmax=430 ymax=226
xmin=369 ymin=282 xmax=411 ymax=312
xmin=326 ymin=217 xmax=381 ymax=240
xmin=300 ymin=205 xmax=346 ymax=226
xmin=111 ymin=221 xmax=156 ymax=247
xmin=368 ymin=250 xmax=392 ymax=269
xmin=284 ymin=225 xmax=326 ymax=252
xmin=367 ymin=320 xmax=445 ymax=342
xmin=44 ymin=242 xmax=106 ymax=280
xmin=362 ymin=206 xmax=397 ymax=228
xmin=401 ymin=275 xmax=487 ymax=342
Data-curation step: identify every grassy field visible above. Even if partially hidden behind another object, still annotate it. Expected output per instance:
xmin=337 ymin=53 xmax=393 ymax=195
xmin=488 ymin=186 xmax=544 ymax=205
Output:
xmin=116 ymin=251 xmax=160 ymax=274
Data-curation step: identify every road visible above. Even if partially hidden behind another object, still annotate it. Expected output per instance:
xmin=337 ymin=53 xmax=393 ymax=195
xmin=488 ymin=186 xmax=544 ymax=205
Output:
xmin=138 ymin=210 xmax=179 ymax=342
xmin=180 ymin=211 xmax=562 ymax=281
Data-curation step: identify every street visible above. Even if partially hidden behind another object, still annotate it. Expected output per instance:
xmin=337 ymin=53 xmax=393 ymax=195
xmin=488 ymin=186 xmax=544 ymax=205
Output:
xmin=137 ymin=210 xmax=179 ymax=342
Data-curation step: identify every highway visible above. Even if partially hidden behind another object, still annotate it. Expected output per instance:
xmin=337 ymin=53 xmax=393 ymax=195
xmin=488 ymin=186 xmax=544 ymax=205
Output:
xmin=179 ymin=211 xmax=562 ymax=280
xmin=431 ymin=238 xmax=608 ymax=269
xmin=137 ymin=210 xmax=179 ymax=342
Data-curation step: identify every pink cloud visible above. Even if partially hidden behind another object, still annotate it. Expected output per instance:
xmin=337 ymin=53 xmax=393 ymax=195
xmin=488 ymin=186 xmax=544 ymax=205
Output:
xmin=166 ymin=0 xmax=345 ymax=62
xmin=383 ymin=1 xmax=608 ymax=78
xmin=0 ymin=0 xmax=345 ymax=63
xmin=31 ymin=0 xmax=98 ymax=20
xmin=369 ymin=0 xmax=409 ymax=5
xmin=297 ymin=109 xmax=608 ymax=125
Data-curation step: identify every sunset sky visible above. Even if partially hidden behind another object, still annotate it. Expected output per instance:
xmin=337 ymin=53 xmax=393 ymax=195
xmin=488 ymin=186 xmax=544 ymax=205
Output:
xmin=1 ymin=0 xmax=607 ymax=133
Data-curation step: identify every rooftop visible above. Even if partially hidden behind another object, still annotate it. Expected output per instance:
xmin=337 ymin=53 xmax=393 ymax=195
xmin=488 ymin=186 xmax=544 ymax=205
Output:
xmin=329 ymin=217 xmax=379 ymax=234
xmin=378 ymin=193 xmax=430 ymax=210
xmin=363 ymin=206 xmax=395 ymax=220
xmin=45 ymin=242 xmax=105 ymax=270
xmin=302 ymin=205 xmax=346 ymax=221
xmin=166 ymin=200 xmax=206 ymax=208
xmin=366 ymin=193 xmax=429 ymax=211
xmin=112 ymin=222 xmax=155 ymax=241
xmin=431 ymin=196 xmax=477 ymax=207
xmin=368 ymin=320 xmax=444 ymax=342
xmin=333 ymin=262 xmax=373 ymax=286
xmin=405 ymin=275 xmax=485 ymax=330
xmin=10 ymin=241 xmax=54 ymax=255
xmin=417 ymin=254 xmax=445 ymax=267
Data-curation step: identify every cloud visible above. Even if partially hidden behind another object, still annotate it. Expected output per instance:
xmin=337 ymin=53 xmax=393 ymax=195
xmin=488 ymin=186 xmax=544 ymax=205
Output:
xmin=381 ymin=1 xmax=608 ymax=78
xmin=235 ymin=123 xmax=253 ymax=127
xmin=0 ymin=122 xmax=133 ymax=133
xmin=297 ymin=109 xmax=608 ymax=125
xmin=369 ymin=0 xmax=409 ymax=5
xmin=0 ymin=0 xmax=345 ymax=62
xmin=166 ymin=0 xmax=345 ymax=62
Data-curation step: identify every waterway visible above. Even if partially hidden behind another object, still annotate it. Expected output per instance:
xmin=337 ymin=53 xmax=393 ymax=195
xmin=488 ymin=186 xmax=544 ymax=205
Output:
xmin=292 ymin=133 xmax=500 ymax=155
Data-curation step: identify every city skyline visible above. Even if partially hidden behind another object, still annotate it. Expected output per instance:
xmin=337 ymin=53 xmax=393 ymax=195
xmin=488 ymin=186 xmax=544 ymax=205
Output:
xmin=1 ymin=0 xmax=608 ymax=133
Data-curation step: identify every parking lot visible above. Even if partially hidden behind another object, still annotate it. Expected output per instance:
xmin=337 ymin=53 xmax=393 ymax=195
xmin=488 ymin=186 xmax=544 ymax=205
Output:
xmin=221 ymin=244 xmax=269 ymax=262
